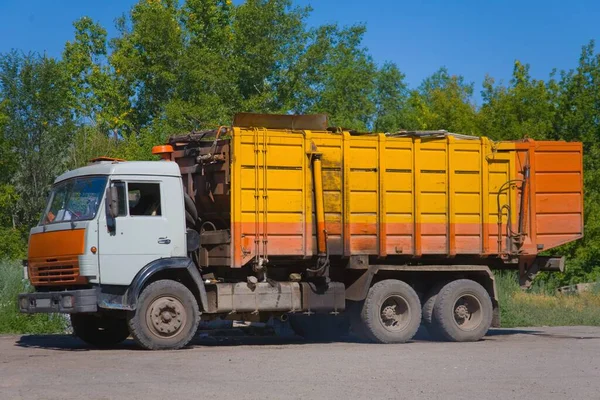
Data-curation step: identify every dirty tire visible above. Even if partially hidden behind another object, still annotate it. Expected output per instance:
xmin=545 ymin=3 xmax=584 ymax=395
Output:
xmin=289 ymin=313 xmax=350 ymax=342
xmin=432 ymin=279 xmax=493 ymax=342
xmin=127 ymin=280 xmax=200 ymax=350
xmin=421 ymin=283 xmax=447 ymax=341
xmin=71 ymin=313 xmax=129 ymax=348
xmin=360 ymin=280 xmax=421 ymax=344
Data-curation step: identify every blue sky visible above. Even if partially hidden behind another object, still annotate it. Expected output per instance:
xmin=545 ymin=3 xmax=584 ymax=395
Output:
xmin=1 ymin=0 xmax=598 ymax=96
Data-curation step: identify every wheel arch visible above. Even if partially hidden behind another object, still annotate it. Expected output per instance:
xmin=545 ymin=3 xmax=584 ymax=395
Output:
xmin=126 ymin=257 xmax=207 ymax=312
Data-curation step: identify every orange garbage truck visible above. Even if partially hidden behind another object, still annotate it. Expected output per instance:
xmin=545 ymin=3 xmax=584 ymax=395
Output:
xmin=19 ymin=113 xmax=583 ymax=349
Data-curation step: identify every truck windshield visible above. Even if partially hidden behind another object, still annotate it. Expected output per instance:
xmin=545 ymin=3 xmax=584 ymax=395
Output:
xmin=39 ymin=176 xmax=108 ymax=225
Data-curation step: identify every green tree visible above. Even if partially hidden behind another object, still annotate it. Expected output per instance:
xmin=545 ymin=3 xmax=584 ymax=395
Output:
xmin=64 ymin=17 xmax=132 ymax=136
xmin=479 ymin=61 xmax=557 ymax=141
xmin=407 ymin=67 xmax=478 ymax=134
xmin=62 ymin=17 xmax=129 ymax=168
xmin=164 ymin=0 xmax=236 ymax=130
xmin=373 ymin=62 xmax=411 ymax=132
xmin=290 ymin=24 xmax=377 ymax=130
xmin=231 ymin=0 xmax=309 ymax=114
xmin=0 ymin=52 xmax=76 ymax=230
xmin=111 ymin=0 xmax=183 ymax=128
xmin=549 ymin=41 xmax=600 ymax=283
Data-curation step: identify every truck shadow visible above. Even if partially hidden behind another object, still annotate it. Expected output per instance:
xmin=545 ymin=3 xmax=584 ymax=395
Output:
xmin=14 ymin=333 xmax=313 ymax=351
xmin=485 ymin=328 xmax=600 ymax=340
xmin=15 ymin=327 xmax=599 ymax=351
xmin=15 ymin=335 xmax=139 ymax=351
xmin=485 ymin=328 xmax=543 ymax=337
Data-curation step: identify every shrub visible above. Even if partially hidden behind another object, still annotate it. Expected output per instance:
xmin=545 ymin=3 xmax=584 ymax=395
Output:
xmin=496 ymin=271 xmax=600 ymax=327
xmin=0 ymin=260 xmax=68 ymax=334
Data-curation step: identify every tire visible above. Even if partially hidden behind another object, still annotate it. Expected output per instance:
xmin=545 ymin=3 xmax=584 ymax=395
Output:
xmin=421 ymin=283 xmax=447 ymax=341
xmin=289 ymin=313 xmax=350 ymax=342
xmin=185 ymin=210 xmax=196 ymax=228
xmin=360 ymin=279 xmax=422 ymax=344
xmin=183 ymin=193 xmax=198 ymax=222
xmin=71 ymin=313 xmax=129 ymax=348
xmin=431 ymin=279 xmax=493 ymax=342
xmin=127 ymin=280 xmax=200 ymax=350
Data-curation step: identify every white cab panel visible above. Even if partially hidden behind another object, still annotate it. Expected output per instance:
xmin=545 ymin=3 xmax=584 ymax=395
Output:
xmin=98 ymin=174 xmax=186 ymax=286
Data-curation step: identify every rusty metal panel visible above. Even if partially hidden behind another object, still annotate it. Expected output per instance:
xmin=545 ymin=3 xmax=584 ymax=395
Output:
xmin=300 ymin=282 xmax=345 ymax=312
xmin=214 ymin=282 xmax=302 ymax=313
xmin=233 ymin=113 xmax=328 ymax=131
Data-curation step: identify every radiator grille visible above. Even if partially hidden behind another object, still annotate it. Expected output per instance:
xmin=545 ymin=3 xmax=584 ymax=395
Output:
xmin=28 ymin=257 xmax=86 ymax=286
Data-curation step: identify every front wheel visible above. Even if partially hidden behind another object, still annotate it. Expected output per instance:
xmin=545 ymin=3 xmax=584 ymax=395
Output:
xmin=71 ymin=313 xmax=129 ymax=348
xmin=360 ymin=279 xmax=422 ymax=343
xmin=127 ymin=280 xmax=200 ymax=350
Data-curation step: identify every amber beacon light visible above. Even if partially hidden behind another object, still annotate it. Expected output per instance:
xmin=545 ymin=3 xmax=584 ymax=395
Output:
xmin=152 ymin=145 xmax=174 ymax=160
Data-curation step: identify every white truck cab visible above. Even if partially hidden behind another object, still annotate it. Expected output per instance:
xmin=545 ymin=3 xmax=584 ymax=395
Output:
xmin=19 ymin=160 xmax=202 ymax=349
xmin=28 ymin=161 xmax=186 ymax=286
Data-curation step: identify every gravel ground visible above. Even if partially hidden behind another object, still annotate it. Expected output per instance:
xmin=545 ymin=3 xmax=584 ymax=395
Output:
xmin=1 ymin=326 xmax=599 ymax=400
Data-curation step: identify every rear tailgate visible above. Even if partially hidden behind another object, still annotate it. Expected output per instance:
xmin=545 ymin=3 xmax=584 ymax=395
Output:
xmin=533 ymin=141 xmax=583 ymax=251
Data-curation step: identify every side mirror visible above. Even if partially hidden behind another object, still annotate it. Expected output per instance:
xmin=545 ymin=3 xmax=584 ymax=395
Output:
xmin=108 ymin=186 xmax=120 ymax=218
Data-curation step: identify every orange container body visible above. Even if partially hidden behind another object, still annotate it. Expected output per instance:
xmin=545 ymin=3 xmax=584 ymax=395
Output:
xmin=227 ymin=128 xmax=583 ymax=268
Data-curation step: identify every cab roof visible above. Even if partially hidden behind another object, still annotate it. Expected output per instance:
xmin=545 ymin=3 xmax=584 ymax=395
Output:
xmin=55 ymin=161 xmax=181 ymax=184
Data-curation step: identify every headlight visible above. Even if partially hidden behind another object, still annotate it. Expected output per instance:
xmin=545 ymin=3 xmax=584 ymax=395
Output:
xmin=19 ymin=297 xmax=29 ymax=310
xmin=61 ymin=295 xmax=74 ymax=308
xmin=22 ymin=260 xmax=29 ymax=280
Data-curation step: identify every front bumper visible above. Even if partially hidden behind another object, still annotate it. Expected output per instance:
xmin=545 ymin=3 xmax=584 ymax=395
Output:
xmin=18 ymin=289 xmax=97 ymax=314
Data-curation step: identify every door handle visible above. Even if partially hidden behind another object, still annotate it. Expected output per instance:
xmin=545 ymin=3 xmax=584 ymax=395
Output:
xmin=158 ymin=237 xmax=171 ymax=245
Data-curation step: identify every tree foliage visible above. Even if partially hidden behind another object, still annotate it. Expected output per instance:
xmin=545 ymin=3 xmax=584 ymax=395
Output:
xmin=0 ymin=52 xmax=75 ymax=231
xmin=0 ymin=1 xmax=598 ymax=285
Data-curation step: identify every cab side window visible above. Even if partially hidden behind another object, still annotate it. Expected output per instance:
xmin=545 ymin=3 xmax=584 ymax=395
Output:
xmin=128 ymin=183 xmax=162 ymax=216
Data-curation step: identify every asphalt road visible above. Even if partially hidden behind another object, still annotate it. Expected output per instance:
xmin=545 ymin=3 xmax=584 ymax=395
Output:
xmin=1 ymin=326 xmax=600 ymax=400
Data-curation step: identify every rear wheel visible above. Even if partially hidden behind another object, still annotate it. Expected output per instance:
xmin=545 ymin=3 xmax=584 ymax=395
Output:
xmin=421 ymin=283 xmax=446 ymax=341
xmin=127 ymin=280 xmax=200 ymax=350
xmin=360 ymin=280 xmax=421 ymax=343
xmin=431 ymin=279 xmax=493 ymax=342
xmin=71 ymin=313 xmax=129 ymax=348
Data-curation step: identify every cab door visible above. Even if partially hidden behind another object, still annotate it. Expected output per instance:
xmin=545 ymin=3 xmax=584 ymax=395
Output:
xmin=98 ymin=177 xmax=173 ymax=285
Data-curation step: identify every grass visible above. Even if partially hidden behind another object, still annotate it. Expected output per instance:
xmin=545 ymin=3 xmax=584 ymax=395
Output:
xmin=496 ymin=271 xmax=600 ymax=327
xmin=0 ymin=260 xmax=68 ymax=334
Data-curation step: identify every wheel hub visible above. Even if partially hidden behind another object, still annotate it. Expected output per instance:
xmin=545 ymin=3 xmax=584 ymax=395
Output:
xmin=452 ymin=294 xmax=483 ymax=331
xmin=379 ymin=295 xmax=410 ymax=331
xmin=147 ymin=296 xmax=186 ymax=338
xmin=454 ymin=304 xmax=470 ymax=320
xmin=381 ymin=305 xmax=398 ymax=321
